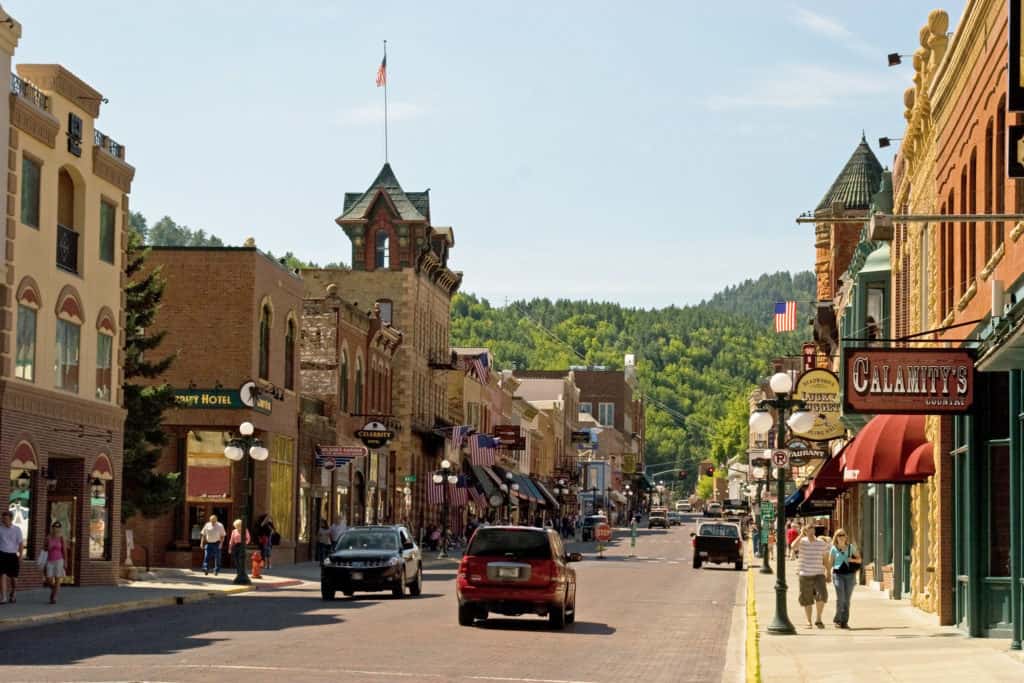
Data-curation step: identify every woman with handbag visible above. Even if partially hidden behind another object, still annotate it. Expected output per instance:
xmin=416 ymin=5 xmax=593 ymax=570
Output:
xmin=829 ymin=528 xmax=861 ymax=629
xmin=44 ymin=522 xmax=67 ymax=604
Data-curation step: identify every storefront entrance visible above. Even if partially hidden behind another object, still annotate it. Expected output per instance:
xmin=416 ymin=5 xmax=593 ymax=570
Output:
xmin=47 ymin=497 xmax=77 ymax=585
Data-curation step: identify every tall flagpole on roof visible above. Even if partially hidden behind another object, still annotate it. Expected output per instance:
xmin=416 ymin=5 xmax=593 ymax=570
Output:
xmin=382 ymin=40 xmax=389 ymax=163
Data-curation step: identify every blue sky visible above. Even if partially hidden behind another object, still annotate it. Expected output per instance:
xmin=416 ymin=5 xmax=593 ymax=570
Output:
xmin=6 ymin=1 xmax=966 ymax=308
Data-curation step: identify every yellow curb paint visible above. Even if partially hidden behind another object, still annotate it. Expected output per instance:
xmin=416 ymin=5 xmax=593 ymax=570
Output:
xmin=745 ymin=569 xmax=761 ymax=683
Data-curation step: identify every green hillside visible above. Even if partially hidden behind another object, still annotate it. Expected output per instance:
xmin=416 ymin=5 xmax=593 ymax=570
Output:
xmin=450 ymin=279 xmax=812 ymax=486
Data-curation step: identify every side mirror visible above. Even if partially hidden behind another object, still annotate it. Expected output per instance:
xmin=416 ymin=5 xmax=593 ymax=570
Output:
xmin=567 ymin=552 xmax=584 ymax=563
xmin=402 ymin=541 xmax=415 ymax=550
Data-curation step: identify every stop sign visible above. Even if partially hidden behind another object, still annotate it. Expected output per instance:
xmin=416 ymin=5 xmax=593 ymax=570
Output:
xmin=595 ymin=523 xmax=612 ymax=543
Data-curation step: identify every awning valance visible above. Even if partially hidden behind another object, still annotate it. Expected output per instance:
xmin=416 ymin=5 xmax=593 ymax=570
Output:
xmin=843 ymin=414 xmax=929 ymax=484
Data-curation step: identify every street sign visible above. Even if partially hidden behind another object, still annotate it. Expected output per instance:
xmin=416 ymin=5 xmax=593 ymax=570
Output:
xmin=403 ymin=475 xmax=417 ymax=483
xmin=760 ymin=501 xmax=775 ymax=519
xmin=771 ymin=449 xmax=789 ymax=467
xmin=355 ymin=421 xmax=395 ymax=448
xmin=595 ymin=523 xmax=612 ymax=543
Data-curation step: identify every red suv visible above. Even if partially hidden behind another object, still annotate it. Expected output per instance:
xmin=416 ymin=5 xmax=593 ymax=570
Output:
xmin=456 ymin=526 xmax=581 ymax=629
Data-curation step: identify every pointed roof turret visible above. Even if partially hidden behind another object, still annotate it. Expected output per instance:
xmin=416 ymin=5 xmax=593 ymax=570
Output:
xmin=339 ymin=162 xmax=430 ymax=223
xmin=815 ymin=135 xmax=884 ymax=212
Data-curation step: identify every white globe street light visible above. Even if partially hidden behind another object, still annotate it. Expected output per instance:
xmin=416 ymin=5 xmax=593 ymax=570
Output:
xmin=222 ymin=421 xmax=267 ymax=586
xmin=240 ymin=421 xmax=254 ymax=437
xmin=749 ymin=410 xmax=774 ymax=432
xmin=769 ymin=372 xmax=793 ymax=395
xmin=787 ymin=410 xmax=817 ymax=434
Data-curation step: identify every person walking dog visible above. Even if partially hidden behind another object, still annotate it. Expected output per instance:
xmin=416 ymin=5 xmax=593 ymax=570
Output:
xmin=830 ymin=528 xmax=862 ymax=629
xmin=793 ymin=524 xmax=831 ymax=628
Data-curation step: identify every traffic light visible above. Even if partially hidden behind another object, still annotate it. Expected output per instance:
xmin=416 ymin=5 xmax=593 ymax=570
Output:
xmin=678 ymin=470 xmax=686 ymax=480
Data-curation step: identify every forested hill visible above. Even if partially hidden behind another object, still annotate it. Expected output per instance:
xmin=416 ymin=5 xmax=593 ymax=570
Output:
xmin=701 ymin=271 xmax=816 ymax=325
xmin=449 ymin=278 xmax=809 ymax=482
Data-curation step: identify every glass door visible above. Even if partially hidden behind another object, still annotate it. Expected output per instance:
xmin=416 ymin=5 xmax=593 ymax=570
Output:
xmin=48 ymin=497 xmax=77 ymax=584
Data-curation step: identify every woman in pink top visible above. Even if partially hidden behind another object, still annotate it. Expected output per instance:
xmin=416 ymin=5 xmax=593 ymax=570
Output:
xmin=45 ymin=522 xmax=67 ymax=604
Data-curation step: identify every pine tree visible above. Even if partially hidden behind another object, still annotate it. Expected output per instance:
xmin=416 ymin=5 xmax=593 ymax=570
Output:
xmin=122 ymin=228 xmax=181 ymax=519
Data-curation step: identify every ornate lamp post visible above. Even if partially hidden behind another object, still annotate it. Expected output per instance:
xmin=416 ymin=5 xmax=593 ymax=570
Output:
xmin=499 ymin=472 xmax=519 ymax=524
xmin=223 ymin=421 xmax=269 ymax=585
xmin=749 ymin=372 xmax=816 ymax=635
xmin=433 ymin=459 xmax=458 ymax=557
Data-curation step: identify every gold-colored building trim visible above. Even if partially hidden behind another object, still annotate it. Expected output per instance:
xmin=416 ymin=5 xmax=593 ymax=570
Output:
xmin=91 ymin=145 xmax=135 ymax=194
xmin=16 ymin=64 xmax=103 ymax=118
xmin=9 ymin=93 xmax=57 ymax=148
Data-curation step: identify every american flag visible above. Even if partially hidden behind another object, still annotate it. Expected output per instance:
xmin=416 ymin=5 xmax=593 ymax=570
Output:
xmin=450 ymin=425 xmax=468 ymax=450
xmin=774 ymin=301 xmax=798 ymax=333
xmin=469 ymin=434 xmax=498 ymax=466
xmin=427 ymin=475 xmax=470 ymax=506
xmin=468 ymin=485 xmax=487 ymax=509
xmin=468 ymin=356 xmax=489 ymax=384
xmin=376 ymin=54 xmax=387 ymax=87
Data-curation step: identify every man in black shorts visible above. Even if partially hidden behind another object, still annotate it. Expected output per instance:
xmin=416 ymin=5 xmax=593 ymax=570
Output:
xmin=0 ymin=510 xmax=25 ymax=603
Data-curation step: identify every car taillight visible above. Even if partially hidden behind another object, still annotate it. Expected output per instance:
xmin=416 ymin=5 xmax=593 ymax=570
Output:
xmin=458 ymin=557 xmax=469 ymax=579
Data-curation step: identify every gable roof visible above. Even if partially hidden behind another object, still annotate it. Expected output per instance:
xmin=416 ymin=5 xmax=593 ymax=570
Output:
xmin=815 ymin=134 xmax=884 ymax=213
xmin=340 ymin=163 xmax=429 ymax=222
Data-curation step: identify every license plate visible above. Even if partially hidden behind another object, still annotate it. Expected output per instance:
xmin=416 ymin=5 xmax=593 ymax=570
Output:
xmin=350 ymin=571 xmax=363 ymax=580
xmin=498 ymin=567 xmax=519 ymax=578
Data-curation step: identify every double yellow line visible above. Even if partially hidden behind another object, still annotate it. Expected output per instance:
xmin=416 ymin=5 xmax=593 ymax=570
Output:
xmin=745 ymin=569 xmax=761 ymax=683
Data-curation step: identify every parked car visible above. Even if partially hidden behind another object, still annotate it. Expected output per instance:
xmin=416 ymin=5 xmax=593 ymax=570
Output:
xmin=320 ymin=525 xmax=422 ymax=600
xmin=456 ymin=526 xmax=582 ymax=629
xmin=676 ymin=501 xmax=693 ymax=513
xmin=580 ymin=514 xmax=607 ymax=541
xmin=703 ymin=502 xmax=723 ymax=518
xmin=690 ymin=521 xmax=744 ymax=570
xmin=667 ymin=511 xmax=683 ymax=526
xmin=648 ymin=507 xmax=669 ymax=529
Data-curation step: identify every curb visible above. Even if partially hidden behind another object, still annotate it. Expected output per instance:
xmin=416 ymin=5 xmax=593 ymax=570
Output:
xmin=0 ymin=585 xmax=253 ymax=632
xmin=745 ymin=569 xmax=761 ymax=683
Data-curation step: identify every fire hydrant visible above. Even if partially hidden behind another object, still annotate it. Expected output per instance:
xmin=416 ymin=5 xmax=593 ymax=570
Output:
xmin=250 ymin=549 xmax=263 ymax=579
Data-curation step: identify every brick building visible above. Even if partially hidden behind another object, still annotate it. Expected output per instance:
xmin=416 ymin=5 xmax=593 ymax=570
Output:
xmin=302 ymin=163 xmax=461 ymax=532
xmin=128 ymin=247 xmax=303 ymax=569
xmin=0 ymin=10 xmax=135 ymax=585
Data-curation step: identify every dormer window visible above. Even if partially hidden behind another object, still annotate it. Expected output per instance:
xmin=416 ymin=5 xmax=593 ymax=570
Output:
xmin=375 ymin=231 xmax=390 ymax=269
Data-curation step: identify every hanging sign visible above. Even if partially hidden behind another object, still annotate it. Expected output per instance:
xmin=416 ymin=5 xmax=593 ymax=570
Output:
xmin=315 ymin=444 xmax=368 ymax=468
xmin=791 ymin=369 xmax=844 ymax=441
xmin=356 ymin=421 xmax=395 ymax=448
xmin=785 ymin=439 xmax=827 ymax=467
xmin=843 ymin=347 xmax=975 ymax=414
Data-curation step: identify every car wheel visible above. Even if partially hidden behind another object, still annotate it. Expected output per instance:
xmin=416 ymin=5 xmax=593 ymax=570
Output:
xmin=735 ymin=559 xmax=744 ymax=571
xmin=566 ymin=589 xmax=576 ymax=624
xmin=548 ymin=595 xmax=567 ymax=629
xmin=392 ymin=568 xmax=406 ymax=598
xmin=409 ymin=564 xmax=423 ymax=596
xmin=321 ymin=585 xmax=335 ymax=601
xmin=458 ymin=603 xmax=476 ymax=626
xmin=693 ymin=557 xmax=702 ymax=569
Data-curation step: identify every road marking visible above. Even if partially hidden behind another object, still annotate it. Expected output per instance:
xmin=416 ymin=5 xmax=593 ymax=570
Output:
xmin=668 ymin=561 xmax=679 ymax=564
xmin=469 ymin=677 xmax=598 ymax=683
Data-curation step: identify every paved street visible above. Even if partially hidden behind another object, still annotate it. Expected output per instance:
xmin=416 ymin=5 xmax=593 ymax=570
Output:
xmin=0 ymin=518 xmax=743 ymax=683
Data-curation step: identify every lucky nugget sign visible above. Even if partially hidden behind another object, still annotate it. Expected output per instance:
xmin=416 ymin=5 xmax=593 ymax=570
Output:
xmin=843 ymin=348 xmax=975 ymax=414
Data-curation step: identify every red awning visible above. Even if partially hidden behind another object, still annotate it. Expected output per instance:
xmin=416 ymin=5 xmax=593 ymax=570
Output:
xmin=843 ymin=414 xmax=928 ymax=484
xmin=903 ymin=442 xmax=935 ymax=479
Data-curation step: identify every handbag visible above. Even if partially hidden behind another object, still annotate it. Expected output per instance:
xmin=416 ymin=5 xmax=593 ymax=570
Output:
xmin=835 ymin=544 xmax=861 ymax=574
xmin=36 ymin=549 xmax=48 ymax=570
xmin=270 ymin=531 xmax=281 ymax=546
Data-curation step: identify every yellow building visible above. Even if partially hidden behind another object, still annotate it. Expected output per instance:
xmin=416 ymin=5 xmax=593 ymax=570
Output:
xmin=0 ymin=8 xmax=135 ymax=586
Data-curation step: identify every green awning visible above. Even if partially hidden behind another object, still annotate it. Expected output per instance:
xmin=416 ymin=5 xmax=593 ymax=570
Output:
xmin=638 ymin=473 xmax=656 ymax=492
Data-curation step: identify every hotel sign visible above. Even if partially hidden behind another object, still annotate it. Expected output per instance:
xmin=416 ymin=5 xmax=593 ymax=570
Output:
xmin=843 ymin=348 xmax=975 ymax=414
xmin=173 ymin=388 xmax=272 ymax=415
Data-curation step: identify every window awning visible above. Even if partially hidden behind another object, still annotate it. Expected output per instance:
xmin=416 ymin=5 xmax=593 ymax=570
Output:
xmin=532 ymin=479 xmax=561 ymax=508
xmin=842 ymin=414 xmax=929 ymax=484
xmin=470 ymin=464 xmax=501 ymax=503
xmin=903 ymin=442 xmax=935 ymax=479
xmin=514 ymin=473 xmax=542 ymax=505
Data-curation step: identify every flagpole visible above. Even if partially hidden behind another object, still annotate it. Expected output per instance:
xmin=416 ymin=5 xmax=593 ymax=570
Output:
xmin=383 ymin=39 xmax=389 ymax=163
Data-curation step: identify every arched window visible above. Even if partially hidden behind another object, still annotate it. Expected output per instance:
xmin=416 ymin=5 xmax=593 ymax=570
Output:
xmin=375 ymin=231 xmax=390 ymax=269
xmin=354 ymin=357 xmax=364 ymax=415
xmin=259 ymin=303 xmax=272 ymax=380
xmin=284 ymin=317 xmax=296 ymax=390
xmin=997 ymin=95 xmax=1006 ymax=249
xmin=15 ymin=278 xmax=40 ymax=383
xmin=340 ymin=349 xmax=349 ymax=413
xmin=55 ymin=287 xmax=83 ymax=394
xmin=985 ymin=119 xmax=994 ymax=263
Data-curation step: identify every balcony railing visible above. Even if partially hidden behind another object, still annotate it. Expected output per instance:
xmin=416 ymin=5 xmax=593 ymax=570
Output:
xmin=93 ymin=128 xmax=125 ymax=160
xmin=10 ymin=73 xmax=49 ymax=111
xmin=56 ymin=224 xmax=79 ymax=274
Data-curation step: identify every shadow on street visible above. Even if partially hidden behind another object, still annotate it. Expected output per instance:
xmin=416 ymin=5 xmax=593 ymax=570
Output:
xmin=475 ymin=618 xmax=616 ymax=635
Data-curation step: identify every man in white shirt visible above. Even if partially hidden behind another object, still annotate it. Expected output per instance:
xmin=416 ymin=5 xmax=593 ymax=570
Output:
xmin=329 ymin=517 xmax=347 ymax=544
xmin=793 ymin=524 xmax=832 ymax=628
xmin=0 ymin=510 xmax=25 ymax=603
xmin=199 ymin=515 xmax=226 ymax=576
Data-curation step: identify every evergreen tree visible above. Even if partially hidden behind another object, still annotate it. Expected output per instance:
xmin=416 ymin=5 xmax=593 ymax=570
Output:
xmin=122 ymin=228 xmax=181 ymax=519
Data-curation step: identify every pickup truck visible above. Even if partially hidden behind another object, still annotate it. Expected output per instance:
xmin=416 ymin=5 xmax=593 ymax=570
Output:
xmin=690 ymin=522 xmax=743 ymax=570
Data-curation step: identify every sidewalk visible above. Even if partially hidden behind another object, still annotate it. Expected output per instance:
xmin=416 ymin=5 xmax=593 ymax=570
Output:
xmin=0 ymin=566 xmax=299 ymax=632
xmin=750 ymin=559 xmax=1024 ymax=682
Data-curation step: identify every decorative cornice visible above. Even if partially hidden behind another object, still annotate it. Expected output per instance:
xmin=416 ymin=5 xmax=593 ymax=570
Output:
xmin=0 ymin=9 xmax=22 ymax=55
xmin=931 ymin=0 xmax=996 ymax=121
xmin=92 ymin=145 xmax=135 ymax=193
xmin=957 ymin=280 xmax=978 ymax=312
xmin=9 ymin=93 xmax=58 ymax=148
xmin=0 ymin=378 xmax=126 ymax=432
xmin=979 ymin=243 xmax=1005 ymax=282
xmin=15 ymin=64 xmax=103 ymax=117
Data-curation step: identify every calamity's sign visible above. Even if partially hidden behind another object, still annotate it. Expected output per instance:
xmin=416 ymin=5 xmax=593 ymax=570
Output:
xmin=843 ymin=348 xmax=974 ymax=414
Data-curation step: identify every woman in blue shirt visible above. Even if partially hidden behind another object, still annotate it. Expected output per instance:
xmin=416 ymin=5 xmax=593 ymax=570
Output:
xmin=829 ymin=529 xmax=861 ymax=629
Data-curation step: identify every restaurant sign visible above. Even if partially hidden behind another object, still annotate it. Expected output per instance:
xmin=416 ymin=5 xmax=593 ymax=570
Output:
xmin=785 ymin=439 xmax=827 ymax=467
xmin=843 ymin=348 xmax=975 ymax=414
xmin=791 ymin=369 xmax=844 ymax=442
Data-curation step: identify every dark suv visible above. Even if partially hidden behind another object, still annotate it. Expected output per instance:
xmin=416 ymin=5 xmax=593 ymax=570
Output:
xmin=456 ymin=526 xmax=582 ymax=629
xmin=320 ymin=525 xmax=422 ymax=600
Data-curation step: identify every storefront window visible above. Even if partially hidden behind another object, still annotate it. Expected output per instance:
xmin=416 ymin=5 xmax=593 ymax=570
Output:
xmin=269 ymin=435 xmax=295 ymax=543
xmin=89 ymin=479 xmax=112 ymax=560
xmin=8 ymin=469 xmax=32 ymax=553
xmin=988 ymin=445 xmax=1011 ymax=576
xmin=187 ymin=431 xmax=233 ymax=505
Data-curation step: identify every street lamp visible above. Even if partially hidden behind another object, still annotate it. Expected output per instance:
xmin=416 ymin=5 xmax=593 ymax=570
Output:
xmin=499 ymin=472 xmax=519 ymax=524
xmin=624 ymin=484 xmax=632 ymax=519
xmin=223 ymin=421 xmax=269 ymax=585
xmin=432 ymin=459 xmax=459 ymax=557
xmin=748 ymin=371 xmax=816 ymax=635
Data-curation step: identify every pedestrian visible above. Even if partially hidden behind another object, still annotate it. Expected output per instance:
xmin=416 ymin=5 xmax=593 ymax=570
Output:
xmin=43 ymin=521 xmax=67 ymax=604
xmin=316 ymin=519 xmax=332 ymax=562
xmin=228 ymin=519 xmax=250 ymax=571
xmin=829 ymin=528 xmax=861 ymax=629
xmin=255 ymin=514 xmax=276 ymax=570
xmin=793 ymin=524 xmax=831 ymax=629
xmin=0 ymin=510 xmax=25 ymax=603
xmin=329 ymin=516 xmax=347 ymax=544
xmin=767 ymin=528 xmax=776 ymax=561
xmin=786 ymin=521 xmax=800 ymax=560
xmin=199 ymin=514 xmax=226 ymax=576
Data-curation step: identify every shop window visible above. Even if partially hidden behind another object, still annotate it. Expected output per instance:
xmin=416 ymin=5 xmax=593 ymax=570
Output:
xmin=20 ymin=155 xmax=40 ymax=228
xmin=89 ymin=479 xmax=112 ymax=560
xmin=579 ymin=402 xmax=592 ymax=416
xmin=99 ymin=200 xmax=116 ymax=264
xmin=16 ymin=304 xmax=36 ymax=382
xmin=186 ymin=431 xmax=233 ymax=506
xmin=55 ymin=318 xmax=81 ymax=393
xmin=340 ymin=350 xmax=349 ymax=412
xmin=269 ymin=435 xmax=295 ymax=544
xmin=96 ymin=332 xmax=113 ymax=401
xmin=284 ymin=317 xmax=295 ymax=390
xmin=8 ymin=469 xmax=33 ymax=554
xmin=598 ymin=402 xmax=615 ymax=427
xmin=355 ymin=357 xmax=364 ymax=415
xmin=259 ymin=303 xmax=271 ymax=380
xmin=988 ymin=445 xmax=1011 ymax=577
